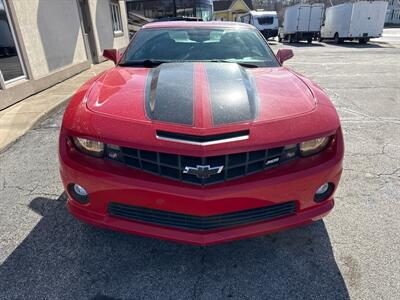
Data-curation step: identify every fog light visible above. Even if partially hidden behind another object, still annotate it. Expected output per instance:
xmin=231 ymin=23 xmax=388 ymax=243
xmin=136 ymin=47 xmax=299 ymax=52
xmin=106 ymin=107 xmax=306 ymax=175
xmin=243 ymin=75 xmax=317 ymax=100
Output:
xmin=73 ymin=184 xmax=88 ymax=197
xmin=68 ymin=183 xmax=89 ymax=204
xmin=314 ymin=183 xmax=334 ymax=203
xmin=316 ymin=183 xmax=329 ymax=195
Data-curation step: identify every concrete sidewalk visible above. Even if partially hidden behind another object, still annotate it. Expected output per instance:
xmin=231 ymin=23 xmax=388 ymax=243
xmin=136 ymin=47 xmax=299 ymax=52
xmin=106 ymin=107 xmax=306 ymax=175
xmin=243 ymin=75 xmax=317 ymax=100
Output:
xmin=0 ymin=61 xmax=113 ymax=152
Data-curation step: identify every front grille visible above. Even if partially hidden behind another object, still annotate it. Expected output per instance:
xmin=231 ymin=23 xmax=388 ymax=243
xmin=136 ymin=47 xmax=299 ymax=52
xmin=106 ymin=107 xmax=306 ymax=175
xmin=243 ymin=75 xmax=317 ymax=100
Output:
xmin=105 ymin=144 xmax=299 ymax=185
xmin=108 ymin=201 xmax=297 ymax=231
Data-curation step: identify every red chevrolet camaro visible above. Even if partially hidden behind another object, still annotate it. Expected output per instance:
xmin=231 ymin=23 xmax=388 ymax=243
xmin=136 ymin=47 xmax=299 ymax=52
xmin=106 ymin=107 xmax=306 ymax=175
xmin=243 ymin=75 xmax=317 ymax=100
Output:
xmin=59 ymin=22 xmax=344 ymax=245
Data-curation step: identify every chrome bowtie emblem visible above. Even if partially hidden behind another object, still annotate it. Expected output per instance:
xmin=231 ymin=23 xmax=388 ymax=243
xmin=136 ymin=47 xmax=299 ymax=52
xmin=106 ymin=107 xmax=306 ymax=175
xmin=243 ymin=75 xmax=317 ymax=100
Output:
xmin=183 ymin=165 xmax=224 ymax=179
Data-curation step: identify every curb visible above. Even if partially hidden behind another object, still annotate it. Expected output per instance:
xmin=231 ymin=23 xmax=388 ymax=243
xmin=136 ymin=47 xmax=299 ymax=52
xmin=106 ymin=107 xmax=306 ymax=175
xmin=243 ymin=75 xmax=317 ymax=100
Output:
xmin=0 ymin=96 xmax=71 ymax=154
xmin=32 ymin=96 xmax=71 ymax=129
xmin=0 ymin=61 xmax=113 ymax=154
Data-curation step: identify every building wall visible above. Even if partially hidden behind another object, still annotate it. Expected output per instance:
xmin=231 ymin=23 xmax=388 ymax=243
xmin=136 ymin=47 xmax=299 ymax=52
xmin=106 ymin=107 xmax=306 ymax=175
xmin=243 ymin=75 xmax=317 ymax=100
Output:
xmin=0 ymin=0 xmax=129 ymax=110
xmin=11 ymin=0 xmax=88 ymax=79
xmin=88 ymin=0 xmax=129 ymax=63
xmin=213 ymin=11 xmax=229 ymax=21
xmin=213 ymin=0 xmax=250 ymax=21
xmin=0 ymin=0 xmax=91 ymax=110
xmin=230 ymin=0 xmax=250 ymax=12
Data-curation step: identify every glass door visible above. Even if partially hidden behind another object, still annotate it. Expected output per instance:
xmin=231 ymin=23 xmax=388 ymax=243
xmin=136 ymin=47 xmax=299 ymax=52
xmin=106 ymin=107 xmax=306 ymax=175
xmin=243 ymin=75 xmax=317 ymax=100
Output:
xmin=0 ymin=0 xmax=26 ymax=86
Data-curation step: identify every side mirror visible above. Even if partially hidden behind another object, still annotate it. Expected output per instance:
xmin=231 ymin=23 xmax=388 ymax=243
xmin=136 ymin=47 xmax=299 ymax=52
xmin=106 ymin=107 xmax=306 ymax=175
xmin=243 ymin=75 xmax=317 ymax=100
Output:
xmin=102 ymin=49 xmax=121 ymax=65
xmin=276 ymin=49 xmax=294 ymax=65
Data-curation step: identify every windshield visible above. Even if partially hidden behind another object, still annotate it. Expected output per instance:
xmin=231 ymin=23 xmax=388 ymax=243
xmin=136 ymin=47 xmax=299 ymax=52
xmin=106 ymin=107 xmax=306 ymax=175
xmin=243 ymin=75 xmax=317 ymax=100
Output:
xmin=120 ymin=28 xmax=279 ymax=68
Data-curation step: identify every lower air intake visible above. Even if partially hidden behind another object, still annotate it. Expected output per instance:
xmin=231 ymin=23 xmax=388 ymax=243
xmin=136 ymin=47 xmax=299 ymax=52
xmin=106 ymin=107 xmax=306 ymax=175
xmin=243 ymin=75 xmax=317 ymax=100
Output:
xmin=108 ymin=201 xmax=297 ymax=231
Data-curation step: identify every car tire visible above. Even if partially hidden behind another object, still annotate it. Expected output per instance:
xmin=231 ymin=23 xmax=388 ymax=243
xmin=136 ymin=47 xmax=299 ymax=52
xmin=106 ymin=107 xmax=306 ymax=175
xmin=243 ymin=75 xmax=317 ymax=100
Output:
xmin=334 ymin=33 xmax=340 ymax=44
xmin=307 ymin=38 xmax=312 ymax=44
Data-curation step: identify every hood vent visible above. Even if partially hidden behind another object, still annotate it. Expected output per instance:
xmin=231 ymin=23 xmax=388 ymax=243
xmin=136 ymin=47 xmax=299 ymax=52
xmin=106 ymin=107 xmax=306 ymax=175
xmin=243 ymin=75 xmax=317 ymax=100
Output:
xmin=156 ymin=130 xmax=249 ymax=146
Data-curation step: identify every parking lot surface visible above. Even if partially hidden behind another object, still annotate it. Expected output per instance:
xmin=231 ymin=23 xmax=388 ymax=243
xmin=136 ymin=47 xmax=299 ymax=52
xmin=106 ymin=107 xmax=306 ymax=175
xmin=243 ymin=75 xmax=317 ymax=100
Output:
xmin=0 ymin=36 xmax=399 ymax=299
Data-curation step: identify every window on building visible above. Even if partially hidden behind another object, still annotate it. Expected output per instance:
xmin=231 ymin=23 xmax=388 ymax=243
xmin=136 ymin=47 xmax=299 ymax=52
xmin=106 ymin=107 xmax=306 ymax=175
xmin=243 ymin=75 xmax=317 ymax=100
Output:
xmin=126 ymin=1 xmax=213 ymax=20
xmin=110 ymin=1 xmax=123 ymax=35
xmin=0 ymin=0 xmax=25 ymax=85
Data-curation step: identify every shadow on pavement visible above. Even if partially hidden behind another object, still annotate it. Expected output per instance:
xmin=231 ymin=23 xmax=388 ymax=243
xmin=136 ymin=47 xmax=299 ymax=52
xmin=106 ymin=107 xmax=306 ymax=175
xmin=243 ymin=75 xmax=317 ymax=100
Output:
xmin=281 ymin=41 xmax=325 ymax=48
xmin=323 ymin=41 xmax=389 ymax=48
xmin=0 ymin=193 xmax=349 ymax=300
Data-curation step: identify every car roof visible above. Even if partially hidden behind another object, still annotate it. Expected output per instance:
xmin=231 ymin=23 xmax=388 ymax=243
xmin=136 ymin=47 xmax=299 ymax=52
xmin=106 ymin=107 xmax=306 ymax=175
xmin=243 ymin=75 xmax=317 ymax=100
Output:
xmin=142 ymin=21 xmax=254 ymax=30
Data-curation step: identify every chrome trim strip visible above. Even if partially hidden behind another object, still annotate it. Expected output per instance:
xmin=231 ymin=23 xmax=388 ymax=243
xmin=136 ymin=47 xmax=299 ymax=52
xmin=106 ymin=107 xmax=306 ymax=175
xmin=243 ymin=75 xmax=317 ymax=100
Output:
xmin=156 ymin=134 xmax=249 ymax=146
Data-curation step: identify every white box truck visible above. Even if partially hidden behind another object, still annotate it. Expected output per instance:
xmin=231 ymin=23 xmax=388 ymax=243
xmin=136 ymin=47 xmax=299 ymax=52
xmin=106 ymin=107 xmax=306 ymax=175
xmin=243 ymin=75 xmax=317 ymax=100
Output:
xmin=278 ymin=3 xmax=324 ymax=43
xmin=239 ymin=11 xmax=279 ymax=39
xmin=320 ymin=1 xmax=388 ymax=44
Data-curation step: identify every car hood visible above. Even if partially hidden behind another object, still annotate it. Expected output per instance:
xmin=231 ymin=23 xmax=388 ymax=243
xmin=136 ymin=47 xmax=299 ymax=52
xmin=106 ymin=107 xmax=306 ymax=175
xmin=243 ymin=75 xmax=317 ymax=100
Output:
xmin=86 ymin=62 xmax=316 ymax=129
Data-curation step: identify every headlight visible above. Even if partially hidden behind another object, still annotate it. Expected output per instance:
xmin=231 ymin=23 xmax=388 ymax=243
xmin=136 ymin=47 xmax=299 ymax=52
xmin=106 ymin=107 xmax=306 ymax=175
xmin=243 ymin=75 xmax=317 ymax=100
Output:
xmin=72 ymin=137 xmax=104 ymax=157
xmin=300 ymin=136 xmax=330 ymax=157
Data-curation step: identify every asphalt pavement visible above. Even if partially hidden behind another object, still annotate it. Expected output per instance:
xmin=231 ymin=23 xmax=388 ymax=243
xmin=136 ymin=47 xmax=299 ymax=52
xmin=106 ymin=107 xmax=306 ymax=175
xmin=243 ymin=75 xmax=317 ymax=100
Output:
xmin=0 ymin=32 xmax=399 ymax=299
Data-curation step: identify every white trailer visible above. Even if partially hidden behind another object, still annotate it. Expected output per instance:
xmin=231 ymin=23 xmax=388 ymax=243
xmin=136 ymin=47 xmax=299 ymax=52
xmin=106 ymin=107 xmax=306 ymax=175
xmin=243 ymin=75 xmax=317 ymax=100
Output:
xmin=320 ymin=1 xmax=388 ymax=44
xmin=278 ymin=3 xmax=324 ymax=43
xmin=240 ymin=11 xmax=279 ymax=39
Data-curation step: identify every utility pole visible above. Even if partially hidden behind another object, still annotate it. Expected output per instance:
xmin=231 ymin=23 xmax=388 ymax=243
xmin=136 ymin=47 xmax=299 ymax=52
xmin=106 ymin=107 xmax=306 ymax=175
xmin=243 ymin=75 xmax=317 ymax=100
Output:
xmin=173 ymin=0 xmax=177 ymax=17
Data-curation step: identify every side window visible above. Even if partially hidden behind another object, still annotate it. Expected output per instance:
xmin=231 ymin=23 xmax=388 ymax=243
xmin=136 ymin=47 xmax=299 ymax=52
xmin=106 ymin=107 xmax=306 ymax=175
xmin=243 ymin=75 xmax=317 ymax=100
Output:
xmin=110 ymin=1 xmax=123 ymax=35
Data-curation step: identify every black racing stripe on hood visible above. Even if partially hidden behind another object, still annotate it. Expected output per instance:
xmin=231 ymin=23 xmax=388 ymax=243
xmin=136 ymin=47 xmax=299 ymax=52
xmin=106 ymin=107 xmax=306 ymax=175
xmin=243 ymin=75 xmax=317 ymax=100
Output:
xmin=205 ymin=63 xmax=258 ymax=125
xmin=145 ymin=63 xmax=194 ymax=125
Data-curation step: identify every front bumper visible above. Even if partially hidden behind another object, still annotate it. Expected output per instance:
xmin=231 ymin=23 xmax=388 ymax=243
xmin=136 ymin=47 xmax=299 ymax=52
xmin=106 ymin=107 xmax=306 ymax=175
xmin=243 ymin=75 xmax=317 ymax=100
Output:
xmin=68 ymin=198 xmax=334 ymax=245
xmin=59 ymin=133 xmax=343 ymax=245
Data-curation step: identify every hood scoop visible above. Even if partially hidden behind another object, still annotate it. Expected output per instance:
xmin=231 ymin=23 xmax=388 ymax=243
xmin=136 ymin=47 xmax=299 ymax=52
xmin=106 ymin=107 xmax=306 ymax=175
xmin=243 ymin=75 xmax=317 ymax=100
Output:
xmin=156 ymin=130 xmax=250 ymax=146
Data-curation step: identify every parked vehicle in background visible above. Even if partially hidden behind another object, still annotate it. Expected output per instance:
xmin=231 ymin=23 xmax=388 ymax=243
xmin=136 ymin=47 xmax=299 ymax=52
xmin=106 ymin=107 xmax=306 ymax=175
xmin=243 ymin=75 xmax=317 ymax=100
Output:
xmin=240 ymin=11 xmax=279 ymax=39
xmin=320 ymin=1 xmax=388 ymax=44
xmin=278 ymin=3 xmax=324 ymax=43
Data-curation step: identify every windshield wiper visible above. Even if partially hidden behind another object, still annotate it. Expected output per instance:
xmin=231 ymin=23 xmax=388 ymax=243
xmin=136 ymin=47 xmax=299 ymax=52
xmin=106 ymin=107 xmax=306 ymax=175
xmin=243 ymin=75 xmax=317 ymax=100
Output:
xmin=119 ymin=59 xmax=168 ymax=67
xmin=209 ymin=60 xmax=260 ymax=68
